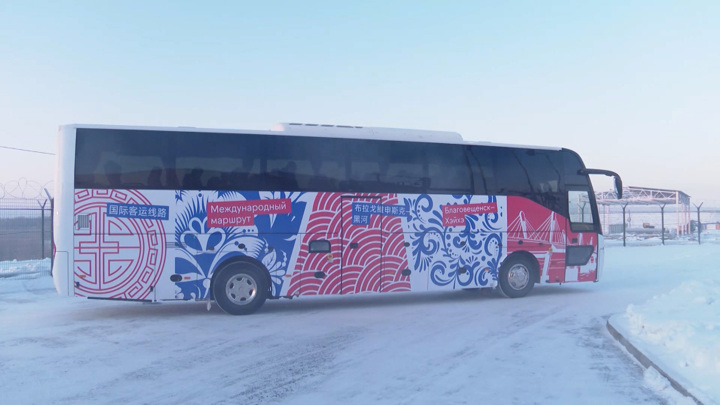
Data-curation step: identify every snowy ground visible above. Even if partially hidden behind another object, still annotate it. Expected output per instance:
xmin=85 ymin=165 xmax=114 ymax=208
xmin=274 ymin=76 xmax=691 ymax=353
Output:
xmin=610 ymin=279 xmax=719 ymax=404
xmin=1 ymin=244 xmax=719 ymax=405
xmin=605 ymin=229 xmax=720 ymax=247
xmin=0 ymin=258 xmax=50 ymax=279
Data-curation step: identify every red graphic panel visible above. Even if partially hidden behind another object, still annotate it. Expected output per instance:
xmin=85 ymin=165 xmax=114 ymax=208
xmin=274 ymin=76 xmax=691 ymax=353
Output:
xmin=73 ymin=189 xmax=167 ymax=300
xmin=206 ymin=198 xmax=291 ymax=227
xmin=341 ymin=197 xmax=382 ymax=294
xmin=382 ymin=195 xmax=412 ymax=292
xmin=288 ymin=193 xmax=411 ymax=296
xmin=442 ymin=202 xmax=498 ymax=227
xmin=288 ymin=193 xmax=343 ymax=296
xmin=565 ymin=229 xmax=598 ymax=282
xmin=506 ymin=196 xmax=567 ymax=284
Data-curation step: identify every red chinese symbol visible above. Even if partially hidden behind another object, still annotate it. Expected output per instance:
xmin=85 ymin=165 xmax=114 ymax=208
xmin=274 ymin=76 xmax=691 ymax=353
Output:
xmin=73 ymin=189 xmax=167 ymax=299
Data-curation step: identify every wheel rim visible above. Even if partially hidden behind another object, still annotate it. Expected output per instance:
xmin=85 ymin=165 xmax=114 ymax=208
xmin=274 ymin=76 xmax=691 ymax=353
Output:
xmin=225 ymin=274 xmax=258 ymax=305
xmin=507 ymin=264 xmax=530 ymax=290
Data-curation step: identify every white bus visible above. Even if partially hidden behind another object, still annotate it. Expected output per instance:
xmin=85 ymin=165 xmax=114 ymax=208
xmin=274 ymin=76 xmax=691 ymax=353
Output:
xmin=53 ymin=123 xmax=622 ymax=314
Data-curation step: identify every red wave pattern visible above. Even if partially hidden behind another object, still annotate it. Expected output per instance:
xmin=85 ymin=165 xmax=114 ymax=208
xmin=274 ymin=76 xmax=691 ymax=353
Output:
xmin=287 ymin=193 xmax=411 ymax=296
xmin=287 ymin=192 xmax=343 ymax=296
xmin=381 ymin=195 xmax=412 ymax=293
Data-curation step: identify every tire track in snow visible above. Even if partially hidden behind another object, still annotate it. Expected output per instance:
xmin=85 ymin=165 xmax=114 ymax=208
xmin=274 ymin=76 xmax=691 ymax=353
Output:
xmin=54 ymin=323 xmax=363 ymax=405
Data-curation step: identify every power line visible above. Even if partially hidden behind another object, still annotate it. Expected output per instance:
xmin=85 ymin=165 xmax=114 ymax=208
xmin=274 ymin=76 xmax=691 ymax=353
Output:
xmin=0 ymin=145 xmax=54 ymax=155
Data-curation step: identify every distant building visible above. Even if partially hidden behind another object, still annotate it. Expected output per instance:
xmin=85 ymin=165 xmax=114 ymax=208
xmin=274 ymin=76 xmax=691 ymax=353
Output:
xmin=691 ymin=220 xmax=720 ymax=232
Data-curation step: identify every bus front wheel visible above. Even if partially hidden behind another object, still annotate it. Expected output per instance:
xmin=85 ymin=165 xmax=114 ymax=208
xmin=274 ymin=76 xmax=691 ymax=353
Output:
xmin=213 ymin=264 xmax=268 ymax=315
xmin=498 ymin=255 xmax=536 ymax=298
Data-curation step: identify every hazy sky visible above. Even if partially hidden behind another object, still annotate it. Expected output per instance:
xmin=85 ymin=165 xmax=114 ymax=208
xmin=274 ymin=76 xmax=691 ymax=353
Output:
xmin=1 ymin=1 xmax=718 ymax=203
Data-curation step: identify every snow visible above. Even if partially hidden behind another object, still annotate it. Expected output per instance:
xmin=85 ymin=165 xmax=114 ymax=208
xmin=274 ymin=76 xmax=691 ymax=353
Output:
xmin=0 ymin=258 xmax=50 ymax=279
xmin=643 ymin=367 xmax=696 ymax=405
xmin=1 ymin=244 xmax=719 ymax=404
xmin=614 ymin=279 xmax=720 ymax=404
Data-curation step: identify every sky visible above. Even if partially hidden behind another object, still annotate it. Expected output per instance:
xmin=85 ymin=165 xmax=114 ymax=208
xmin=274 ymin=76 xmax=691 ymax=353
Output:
xmin=1 ymin=1 xmax=719 ymax=203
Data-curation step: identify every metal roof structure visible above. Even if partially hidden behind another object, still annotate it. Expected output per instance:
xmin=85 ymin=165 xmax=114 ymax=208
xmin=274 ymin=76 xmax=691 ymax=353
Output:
xmin=596 ymin=186 xmax=691 ymax=206
xmin=595 ymin=186 xmax=693 ymax=240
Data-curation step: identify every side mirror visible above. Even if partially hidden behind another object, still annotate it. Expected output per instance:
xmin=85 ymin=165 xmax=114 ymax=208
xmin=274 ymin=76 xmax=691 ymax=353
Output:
xmin=579 ymin=168 xmax=623 ymax=199
xmin=614 ymin=176 xmax=623 ymax=199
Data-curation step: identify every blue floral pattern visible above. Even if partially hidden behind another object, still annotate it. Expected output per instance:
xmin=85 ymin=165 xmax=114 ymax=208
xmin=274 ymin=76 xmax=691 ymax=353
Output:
xmin=173 ymin=190 xmax=307 ymax=299
xmin=401 ymin=194 xmax=504 ymax=289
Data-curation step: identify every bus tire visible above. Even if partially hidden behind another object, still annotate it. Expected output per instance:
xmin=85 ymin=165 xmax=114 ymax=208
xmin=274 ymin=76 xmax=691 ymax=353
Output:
xmin=213 ymin=264 xmax=268 ymax=315
xmin=498 ymin=255 xmax=536 ymax=298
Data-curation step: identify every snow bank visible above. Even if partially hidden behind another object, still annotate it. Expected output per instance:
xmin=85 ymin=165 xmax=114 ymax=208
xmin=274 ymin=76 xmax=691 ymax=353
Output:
xmin=643 ymin=366 xmax=696 ymax=405
xmin=625 ymin=278 xmax=720 ymax=403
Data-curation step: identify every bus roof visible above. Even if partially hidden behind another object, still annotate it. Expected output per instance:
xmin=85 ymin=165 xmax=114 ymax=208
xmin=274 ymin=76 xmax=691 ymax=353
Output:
xmin=60 ymin=122 xmax=561 ymax=151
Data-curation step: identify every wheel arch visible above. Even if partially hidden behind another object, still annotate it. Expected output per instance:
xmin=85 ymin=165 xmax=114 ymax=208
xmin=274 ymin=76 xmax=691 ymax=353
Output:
xmin=209 ymin=256 xmax=272 ymax=300
xmin=501 ymin=250 xmax=540 ymax=284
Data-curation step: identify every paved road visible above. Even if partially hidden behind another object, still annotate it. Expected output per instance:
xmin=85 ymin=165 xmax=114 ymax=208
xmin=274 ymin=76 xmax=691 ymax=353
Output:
xmin=7 ymin=244 xmax=711 ymax=404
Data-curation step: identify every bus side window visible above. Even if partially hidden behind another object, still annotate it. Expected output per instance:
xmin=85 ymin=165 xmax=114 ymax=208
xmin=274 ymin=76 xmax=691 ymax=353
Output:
xmin=103 ymin=160 xmax=123 ymax=188
xmin=477 ymin=147 xmax=530 ymax=196
xmin=308 ymin=160 xmax=342 ymax=191
xmin=515 ymin=149 xmax=565 ymax=214
xmin=147 ymin=167 xmax=163 ymax=189
xmin=469 ymin=146 xmax=498 ymax=195
xmin=427 ymin=144 xmax=471 ymax=194
xmin=351 ymin=160 xmax=381 ymax=191
xmin=303 ymin=137 xmax=346 ymax=192
xmin=277 ymin=161 xmax=299 ymax=190
xmin=228 ymin=158 xmax=262 ymax=190
xmin=76 ymin=129 xmax=167 ymax=189
xmin=348 ymin=140 xmax=381 ymax=192
xmin=380 ymin=141 xmax=426 ymax=193
xmin=182 ymin=168 xmax=204 ymax=190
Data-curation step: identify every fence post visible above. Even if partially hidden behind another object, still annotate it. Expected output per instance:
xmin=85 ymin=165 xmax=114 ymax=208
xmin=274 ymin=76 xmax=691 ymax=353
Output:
xmin=694 ymin=202 xmax=703 ymax=245
xmin=39 ymin=199 xmax=47 ymax=258
xmin=622 ymin=203 xmax=628 ymax=247
xmin=660 ymin=204 xmax=666 ymax=245
xmin=44 ymin=188 xmax=53 ymax=272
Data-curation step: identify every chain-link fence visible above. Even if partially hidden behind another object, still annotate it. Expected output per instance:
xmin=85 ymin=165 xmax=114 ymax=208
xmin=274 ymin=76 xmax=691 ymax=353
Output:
xmin=599 ymin=205 xmax=720 ymax=247
xmin=0 ymin=197 xmax=53 ymax=279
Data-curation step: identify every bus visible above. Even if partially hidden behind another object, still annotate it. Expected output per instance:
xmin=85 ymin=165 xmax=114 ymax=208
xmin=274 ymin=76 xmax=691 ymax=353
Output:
xmin=52 ymin=123 xmax=622 ymax=315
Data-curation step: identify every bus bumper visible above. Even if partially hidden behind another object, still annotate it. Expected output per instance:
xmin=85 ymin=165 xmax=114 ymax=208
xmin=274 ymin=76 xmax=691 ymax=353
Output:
xmin=596 ymin=235 xmax=605 ymax=282
xmin=52 ymin=251 xmax=72 ymax=296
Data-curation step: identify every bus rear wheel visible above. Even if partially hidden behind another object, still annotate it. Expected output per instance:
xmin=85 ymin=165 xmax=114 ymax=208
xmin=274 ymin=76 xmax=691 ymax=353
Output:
xmin=498 ymin=256 xmax=536 ymax=298
xmin=213 ymin=264 xmax=268 ymax=315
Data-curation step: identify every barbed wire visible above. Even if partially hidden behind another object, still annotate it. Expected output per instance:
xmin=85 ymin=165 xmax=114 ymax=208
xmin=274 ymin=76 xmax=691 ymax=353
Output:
xmin=0 ymin=179 xmax=54 ymax=199
xmin=0 ymin=145 xmax=54 ymax=155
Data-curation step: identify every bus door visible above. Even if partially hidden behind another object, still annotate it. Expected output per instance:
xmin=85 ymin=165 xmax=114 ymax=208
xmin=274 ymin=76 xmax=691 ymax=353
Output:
xmin=340 ymin=196 xmax=383 ymax=294
xmin=565 ymin=189 xmax=599 ymax=282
